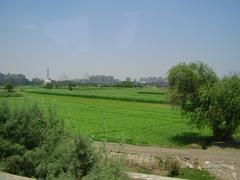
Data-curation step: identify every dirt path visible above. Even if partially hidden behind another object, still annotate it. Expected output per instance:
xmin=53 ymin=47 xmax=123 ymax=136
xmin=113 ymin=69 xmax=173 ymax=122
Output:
xmin=95 ymin=142 xmax=240 ymax=163
xmin=94 ymin=142 xmax=240 ymax=180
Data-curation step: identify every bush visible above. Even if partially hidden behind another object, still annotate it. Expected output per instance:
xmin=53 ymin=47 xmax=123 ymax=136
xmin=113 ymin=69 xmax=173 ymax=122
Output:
xmin=0 ymin=101 xmax=95 ymax=179
xmin=192 ymin=75 xmax=240 ymax=140
xmin=4 ymin=84 xmax=14 ymax=92
xmin=83 ymin=159 xmax=128 ymax=180
xmin=0 ymin=101 xmax=126 ymax=179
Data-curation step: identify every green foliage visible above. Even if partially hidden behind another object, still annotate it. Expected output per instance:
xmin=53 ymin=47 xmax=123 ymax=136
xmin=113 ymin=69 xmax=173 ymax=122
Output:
xmin=31 ymin=78 xmax=44 ymax=86
xmin=68 ymin=82 xmax=76 ymax=91
xmin=0 ymin=73 xmax=30 ymax=86
xmin=168 ymin=62 xmax=240 ymax=140
xmin=4 ymin=84 xmax=14 ymax=92
xmin=83 ymin=159 xmax=128 ymax=180
xmin=71 ymin=136 xmax=96 ymax=178
xmin=168 ymin=62 xmax=218 ymax=112
xmin=113 ymin=81 xmax=139 ymax=88
xmin=178 ymin=168 xmax=214 ymax=180
xmin=192 ymin=75 xmax=240 ymax=140
xmin=0 ymin=101 xmax=97 ymax=179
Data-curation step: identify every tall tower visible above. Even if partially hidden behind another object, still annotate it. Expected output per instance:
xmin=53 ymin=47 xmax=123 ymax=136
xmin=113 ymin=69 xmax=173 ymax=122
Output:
xmin=47 ymin=68 xmax=49 ymax=79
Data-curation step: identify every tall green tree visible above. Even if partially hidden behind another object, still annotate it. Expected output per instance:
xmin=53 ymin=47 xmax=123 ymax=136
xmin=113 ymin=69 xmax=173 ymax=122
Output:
xmin=168 ymin=62 xmax=240 ymax=140
xmin=193 ymin=75 xmax=240 ymax=140
xmin=168 ymin=62 xmax=218 ymax=112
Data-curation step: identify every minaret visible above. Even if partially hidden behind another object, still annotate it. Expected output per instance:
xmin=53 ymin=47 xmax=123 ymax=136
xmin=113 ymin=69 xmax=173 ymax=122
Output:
xmin=47 ymin=68 xmax=49 ymax=79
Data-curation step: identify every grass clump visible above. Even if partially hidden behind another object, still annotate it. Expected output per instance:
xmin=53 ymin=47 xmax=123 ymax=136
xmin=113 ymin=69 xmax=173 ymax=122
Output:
xmin=179 ymin=168 xmax=214 ymax=180
xmin=84 ymin=159 xmax=128 ymax=180
xmin=157 ymin=155 xmax=181 ymax=177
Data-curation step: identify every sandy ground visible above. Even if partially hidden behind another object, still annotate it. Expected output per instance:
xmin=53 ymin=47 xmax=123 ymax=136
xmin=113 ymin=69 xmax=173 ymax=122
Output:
xmin=94 ymin=141 xmax=240 ymax=180
xmin=94 ymin=141 xmax=240 ymax=163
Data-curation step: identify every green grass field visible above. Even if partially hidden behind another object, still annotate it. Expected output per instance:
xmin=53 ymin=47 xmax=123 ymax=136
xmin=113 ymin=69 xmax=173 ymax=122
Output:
xmin=4 ymin=87 xmax=216 ymax=148
xmin=25 ymin=87 xmax=168 ymax=104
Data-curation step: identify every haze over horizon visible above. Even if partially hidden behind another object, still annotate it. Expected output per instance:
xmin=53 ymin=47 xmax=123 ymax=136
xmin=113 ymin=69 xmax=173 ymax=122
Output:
xmin=0 ymin=0 xmax=240 ymax=80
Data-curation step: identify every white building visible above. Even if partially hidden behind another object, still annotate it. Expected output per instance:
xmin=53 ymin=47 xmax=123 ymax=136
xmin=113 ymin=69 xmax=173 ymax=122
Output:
xmin=44 ymin=68 xmax=52 ymax=85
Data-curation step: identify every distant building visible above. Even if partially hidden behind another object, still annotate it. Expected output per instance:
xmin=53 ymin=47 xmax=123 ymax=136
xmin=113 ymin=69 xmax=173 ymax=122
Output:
xmin=89 ymin=75 xmax=119 ymax=85
xmin=125 ymin=77 xmax=131 ymax=82
xmin=139 ymin=76 xmax=168 ymax=87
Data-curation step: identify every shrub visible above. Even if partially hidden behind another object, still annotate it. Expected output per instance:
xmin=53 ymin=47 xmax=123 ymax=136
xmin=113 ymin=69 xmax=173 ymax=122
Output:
xmin=71 ymin=136 xmax=96 ymax=177
xmin=156 ymin=155 xmax=181 ymax=177
xmin=83 ymin=159 xmax=128 ymax=180
xmin=164 ymin=156 xmax=181 ymax=177
xmin=0 ymin=101 xmax=126 ymax=179
xmin=4 ymin=84 xmax=14 ymax=92
xmin=0 ymin=101 xmax=96 ymax=179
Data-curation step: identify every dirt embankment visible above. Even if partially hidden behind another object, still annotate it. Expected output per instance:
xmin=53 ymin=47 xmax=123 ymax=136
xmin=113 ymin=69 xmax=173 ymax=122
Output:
xmin=94 ymin=142 xmax=240 ymax=180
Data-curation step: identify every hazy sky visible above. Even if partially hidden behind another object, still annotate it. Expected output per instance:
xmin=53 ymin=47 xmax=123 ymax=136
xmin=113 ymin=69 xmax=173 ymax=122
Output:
xmin=0 ymin=0 xmax=240 ymax=80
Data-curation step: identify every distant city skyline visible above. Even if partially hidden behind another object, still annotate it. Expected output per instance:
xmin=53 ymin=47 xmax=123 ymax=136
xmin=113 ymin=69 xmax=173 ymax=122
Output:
xmin=0 ymin=0 xmax=240 ymax=80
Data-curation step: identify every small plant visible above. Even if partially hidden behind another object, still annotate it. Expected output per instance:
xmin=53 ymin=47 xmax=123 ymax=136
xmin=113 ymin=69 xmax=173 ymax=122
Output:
xmin=83 ymin=156 xmax=128 ymax=180
xmin=179 ymin=168 xmax=214 ymax=180
xmin=68 ymin=82 xmax=76 ymax=91
xmin=156 ymin=155 xmax=181 ymax=177
xmin=165 ymin=156 xmax=181 ymax=177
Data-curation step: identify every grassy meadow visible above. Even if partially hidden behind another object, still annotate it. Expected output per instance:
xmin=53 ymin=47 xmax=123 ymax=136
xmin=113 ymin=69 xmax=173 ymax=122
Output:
xmin=25 ymin=87 xmax=168 ymax=104
xmin=1 ymin=86 xmax=217 ymax=148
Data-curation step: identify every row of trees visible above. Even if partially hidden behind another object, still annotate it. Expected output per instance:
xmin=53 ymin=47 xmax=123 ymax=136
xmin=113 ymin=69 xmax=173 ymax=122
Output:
xmin=168 ymin=62 xmax=240 ymax=140
xmin=0 ymin=73 xmax=44 ymax=86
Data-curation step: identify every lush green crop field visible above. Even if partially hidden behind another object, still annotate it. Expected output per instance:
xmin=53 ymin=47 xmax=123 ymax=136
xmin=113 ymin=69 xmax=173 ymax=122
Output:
xmin=25 ymin=87 xmax=169 ymax=104
xmin=5 ymin=91 xmax=213 ymax=147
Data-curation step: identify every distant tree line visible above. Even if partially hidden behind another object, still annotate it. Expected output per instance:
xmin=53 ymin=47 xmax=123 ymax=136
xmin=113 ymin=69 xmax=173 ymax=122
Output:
xmin=0 ymin=73 xmax=30 ymax=86
xmin=0 ymin=72 xmax=168 ymax=88
xmin=0 ymin=73 xmax=44 ymax=86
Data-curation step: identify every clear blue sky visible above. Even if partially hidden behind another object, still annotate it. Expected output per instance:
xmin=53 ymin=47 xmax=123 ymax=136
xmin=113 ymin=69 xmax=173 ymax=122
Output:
xmin=0 ymin=0 xmax=240 ymax=80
